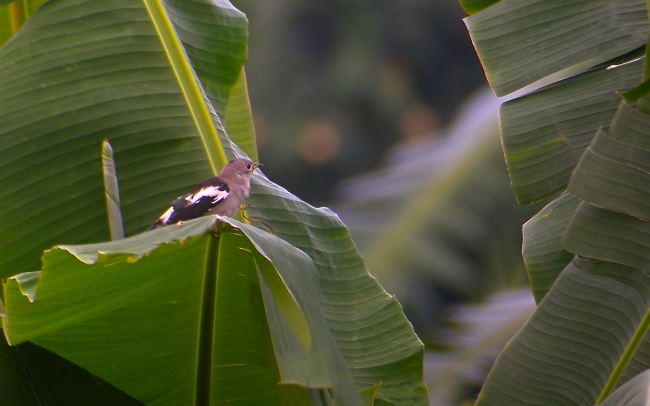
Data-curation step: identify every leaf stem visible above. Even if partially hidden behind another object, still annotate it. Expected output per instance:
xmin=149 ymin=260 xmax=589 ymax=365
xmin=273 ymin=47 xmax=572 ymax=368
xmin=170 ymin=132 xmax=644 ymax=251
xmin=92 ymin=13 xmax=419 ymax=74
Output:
xmin=596 ymin=307 xmax=650 ymax=403
xmin=142 ymin=0 xmax=228 ymax=175
xmin=10 ymin=2 xmax=25 ymax=34
xmin=637 ymin=0 xmax=650 ymax=114
xmin=195 ymin=232 xmax=220 ymax=406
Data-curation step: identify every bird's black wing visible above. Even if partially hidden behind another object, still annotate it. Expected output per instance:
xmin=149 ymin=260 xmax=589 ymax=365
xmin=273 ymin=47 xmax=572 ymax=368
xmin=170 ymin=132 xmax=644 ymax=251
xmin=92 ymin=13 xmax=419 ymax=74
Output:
xmin=148 ymin=177 xmax=230 ymax=229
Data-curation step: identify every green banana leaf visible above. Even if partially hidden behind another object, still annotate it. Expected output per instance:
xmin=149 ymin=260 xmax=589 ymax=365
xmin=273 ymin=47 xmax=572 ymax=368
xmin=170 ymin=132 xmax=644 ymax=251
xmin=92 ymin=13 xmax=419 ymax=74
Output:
xmin=465 ymin=0 xmax=650 ymax=404
xmin=465 ymin=0 xmax=647 ymax=97
xmin=477 ymin=258 xmax=650 ymax=405
xmin=0 ymin=0 xmax=427 ymax=404
xmin=521 ymin=192 xmax=577 ymax=302
xmin=3 ymin=218 xmax=362 ymax=405
xmin=499 ymin=57 xmax=644 ymax=204
xmin=0 ymin=339 xmax=143 ymax=405
xmin=457 ymin=0 xmax=499 ymax=16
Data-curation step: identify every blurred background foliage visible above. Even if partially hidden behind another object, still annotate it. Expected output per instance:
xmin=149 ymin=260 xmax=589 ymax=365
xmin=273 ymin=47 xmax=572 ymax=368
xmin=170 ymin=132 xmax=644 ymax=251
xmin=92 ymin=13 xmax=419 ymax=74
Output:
xmin=235 ymin=0 xmax=536 ymax=403
xmin=237 ymin=0 xmax=486 ymax=206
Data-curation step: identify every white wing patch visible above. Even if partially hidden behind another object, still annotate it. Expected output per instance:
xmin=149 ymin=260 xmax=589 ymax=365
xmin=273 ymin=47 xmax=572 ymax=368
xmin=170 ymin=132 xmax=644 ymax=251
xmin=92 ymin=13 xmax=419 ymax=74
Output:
xmin=158 ymin=206 xmax=175 ymax=225
xmin=188 ymin=185 xmax=229 ymax=205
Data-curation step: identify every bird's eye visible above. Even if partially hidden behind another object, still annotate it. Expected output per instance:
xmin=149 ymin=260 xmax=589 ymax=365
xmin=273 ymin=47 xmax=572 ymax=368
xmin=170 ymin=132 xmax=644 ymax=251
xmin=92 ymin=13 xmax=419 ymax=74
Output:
xmin=246 ymin=164 xmax=252 ymax=169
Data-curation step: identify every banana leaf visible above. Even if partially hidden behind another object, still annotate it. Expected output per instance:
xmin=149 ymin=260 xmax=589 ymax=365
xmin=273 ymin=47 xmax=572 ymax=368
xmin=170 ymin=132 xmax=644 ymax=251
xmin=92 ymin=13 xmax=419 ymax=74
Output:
xmin=466 ymin=0 xmax=650 ymax=404
xmin=0 ymin=0 xmax=427 ymax=404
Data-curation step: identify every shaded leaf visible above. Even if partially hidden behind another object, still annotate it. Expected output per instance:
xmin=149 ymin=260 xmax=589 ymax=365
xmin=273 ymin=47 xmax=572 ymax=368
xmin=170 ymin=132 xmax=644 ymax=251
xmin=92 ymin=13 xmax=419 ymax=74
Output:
xmin=620 ymin=77 xmax=650 ymax=102
xmin=465 ymin=0 xmax=647 ymax=96
xmin=0 ymin=340 xmax=142 ymax=406
xmin=619 ymin=335 xmax=650 ymax=390
xmin=568 ymin=102 xmax=650 ymax=221
xmin=563 ymin=203 xmax=650 ymax=271
xmin=600 ymin=369 xmax=650 ymax=406
xmin=500 ymin=58 xmax=643 ymax=204
xmin=476 ymin=258 xmax=650 ymax=405
xmin=522 ymin=192 xmax=578 ymax=302
xmin=468 ymin=0 xmax=650 ymax=404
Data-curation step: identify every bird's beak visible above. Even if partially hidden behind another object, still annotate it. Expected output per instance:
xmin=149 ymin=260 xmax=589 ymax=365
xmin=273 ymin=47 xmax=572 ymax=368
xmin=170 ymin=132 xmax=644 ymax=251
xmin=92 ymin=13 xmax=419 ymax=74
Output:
xmin=253 ymin=163 xmax=263 ymax=170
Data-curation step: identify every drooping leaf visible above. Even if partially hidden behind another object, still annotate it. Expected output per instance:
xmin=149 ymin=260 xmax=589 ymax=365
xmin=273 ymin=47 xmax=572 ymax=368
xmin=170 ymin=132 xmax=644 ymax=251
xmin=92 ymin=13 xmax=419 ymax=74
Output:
xmin=247 ymin=177 xmax=429 ymax=405
xmin=3 ymin=218 xmax=364 ymax=405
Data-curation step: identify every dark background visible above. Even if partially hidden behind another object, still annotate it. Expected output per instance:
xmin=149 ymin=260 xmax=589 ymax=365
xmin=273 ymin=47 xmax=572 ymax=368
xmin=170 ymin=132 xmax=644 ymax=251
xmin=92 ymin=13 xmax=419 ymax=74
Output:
xmin=236 ymin=0 xmax=485 ymax=206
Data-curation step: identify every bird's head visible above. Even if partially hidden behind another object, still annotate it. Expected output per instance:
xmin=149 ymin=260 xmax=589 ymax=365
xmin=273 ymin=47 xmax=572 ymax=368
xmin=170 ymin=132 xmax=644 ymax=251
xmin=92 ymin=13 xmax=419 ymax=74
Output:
xmin=225 ymin=158 xmax=262 ymax=179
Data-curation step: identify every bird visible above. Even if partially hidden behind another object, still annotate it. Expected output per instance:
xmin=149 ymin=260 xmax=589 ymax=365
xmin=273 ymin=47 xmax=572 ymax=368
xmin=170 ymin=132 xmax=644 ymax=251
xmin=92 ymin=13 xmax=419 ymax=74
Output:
xmin=148 ymin=158 xmax=262 ymax=230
